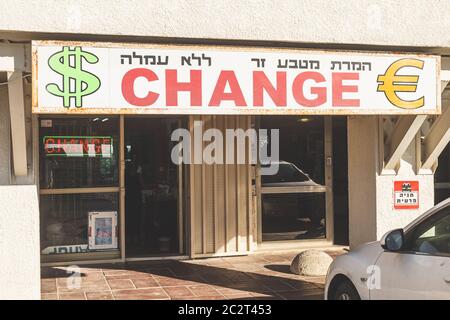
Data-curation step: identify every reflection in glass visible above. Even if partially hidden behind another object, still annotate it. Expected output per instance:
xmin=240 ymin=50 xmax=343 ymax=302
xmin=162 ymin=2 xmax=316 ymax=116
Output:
xmin=40 ymin=193 xmax=119 ymax=255
xmin=262 ymin=193 xmax=326 ymax=241
xmin=260 ymin=116 xmax=326 ymax=242
xmin=260 ymin=116 xmax=324 ymax=184
xmin=435 ymin=143 xmax=450 ymax=204
xmin=39 ymin=117 xmax=119 ymax=189
xmin=262 ymin=161 xmax=317 ymax=186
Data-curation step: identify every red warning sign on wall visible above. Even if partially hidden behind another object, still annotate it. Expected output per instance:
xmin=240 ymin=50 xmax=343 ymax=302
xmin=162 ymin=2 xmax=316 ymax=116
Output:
xmin=394 ymin=181 xmax=419 ymax=210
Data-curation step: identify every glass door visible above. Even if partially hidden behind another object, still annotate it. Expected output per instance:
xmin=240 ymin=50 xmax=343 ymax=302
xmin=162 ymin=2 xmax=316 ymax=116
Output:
xmin=258 ymin=116 xmax=331 ymax=242
xmin=124 ymin=117 xmax=185 ymax=257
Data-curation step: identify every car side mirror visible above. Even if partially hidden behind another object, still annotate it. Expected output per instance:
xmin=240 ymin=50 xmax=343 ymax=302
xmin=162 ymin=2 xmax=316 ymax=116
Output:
xmin=380 ymin=229 xmax=405 ymax=251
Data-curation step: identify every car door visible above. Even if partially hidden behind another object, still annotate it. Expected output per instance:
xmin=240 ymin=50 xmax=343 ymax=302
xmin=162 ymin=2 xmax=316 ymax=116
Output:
xmin=371 ymin=205 xmax=450 ymax=300
xmin=414 ymin=212 xmax=450 ymax=299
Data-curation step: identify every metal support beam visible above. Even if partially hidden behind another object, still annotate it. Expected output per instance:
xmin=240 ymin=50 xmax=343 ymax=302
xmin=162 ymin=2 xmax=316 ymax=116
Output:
xmin=419 ymin=63 xmax=450 ymax=171
xmin=7 ymin=71 xmax=28 ymax=177
xmin=422 ymin=99 xmax=450 ymax=170
xmin=441 ymin=67 xmax=450 ymax=93
xmin=384 ymin=115 xmax=427 ymax=171
xmin=442 ymin=80 xmax=449 ymax=93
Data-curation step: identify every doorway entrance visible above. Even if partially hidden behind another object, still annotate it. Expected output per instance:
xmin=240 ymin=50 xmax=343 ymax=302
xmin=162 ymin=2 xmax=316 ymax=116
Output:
xmin=258 ymin=116 xmax=333 ymax=243
xmin=124 ymin=117 xmax=185 ymax=257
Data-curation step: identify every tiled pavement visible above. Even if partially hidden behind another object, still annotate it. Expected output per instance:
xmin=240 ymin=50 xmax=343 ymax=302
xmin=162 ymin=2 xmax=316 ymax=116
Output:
xmin=41 ymin=250 xmax=345 ymax=300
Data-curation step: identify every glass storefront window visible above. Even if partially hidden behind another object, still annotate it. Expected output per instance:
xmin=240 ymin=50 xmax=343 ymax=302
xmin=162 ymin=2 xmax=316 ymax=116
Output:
xmin=39 ymin=117 xmax=119 ymax=189
xmin=40 ymin=193 xmax=119 ymax=255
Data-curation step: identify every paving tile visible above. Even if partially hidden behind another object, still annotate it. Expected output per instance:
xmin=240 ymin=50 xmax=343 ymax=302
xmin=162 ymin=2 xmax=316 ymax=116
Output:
xmin=79 ymin=273 xmax=105 ymax=281
xmin=250 ymin=292 xmax=284 ymax=299
xmin=131 ymin=277 xmax=160 ymax=289
xmin=299 ymin=293 xmax=324 ymax=300
xmin=204 ymin=259 xmax=234 ymax=268
xmin=259 ymin=279 xmax=296 ymax=292
xmin=41 ymin=293 xmax=58 ymax=300
xmin=219 ymin=270 xmax=254 ymax=282
xmin=260 ymin=255 xmax=291 ymax=263
xmin=56 ymin=277 xmax=72 ymax=288
xmin=188 ymin=285 xmax=224 ymax=297
xmin=85 ymin=291 xmax=115 ymax=300
xmin=224 ymin=292 xmax=254 ymax=299
xmin=56 ymin=288 xmax=84 ymax=294
xmin=114 ymin=294 xmax=170 ymax=300
xmin=59 ymin=292 xmax=86 ymax=300
xmin=57 ymin=277 xmax=108 ymax=288
xmin=104 ymin=274 xmax=154 ymax=280
xmin=214 ymin=281 xmax=271 ymax=296
xmin=163 ymin=286 xmax=195 ymax=299
xmin=227 ymin=263 xmax=265 ymax=272
xmin=154 ymin=274 xmax=204 ymax=287
xmin=169 ymin=265 xmax=204 ymax=276
xmin=198 ymin=273 xmax=228 ymax=285
xmin=41 ymin=279 xmax=57 ymax=293
xmin=279 ymin=280 xmax=318 ymax=291
xmin=41 ymin=249 xmax=339 ymax=300
xmin=225 ymin=255 xmax=268 ymax=263
xmin=177 ymin=296 xmax=225 ymax=300
xmin=138 ymin=267 xmax=176 ymax=277
xmin=107 ymin=279 xmax=135 ymax=290
xmin=303 ymin=276 xmax=326 ymax=285
xmin=103 ymin=270 xmax=151 ymax=277
xmin=113 ymin=288 xmax=169 ymax=300
xmin=277 ymin=289 xmax=324 ymax=300
xmin=58 ymin=279 xmax=110 ymax=292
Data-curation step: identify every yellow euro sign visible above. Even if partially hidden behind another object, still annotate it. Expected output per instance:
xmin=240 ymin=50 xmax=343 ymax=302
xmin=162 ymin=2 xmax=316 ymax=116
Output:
xmin=377 ymin=58 xmax=424 ymax=109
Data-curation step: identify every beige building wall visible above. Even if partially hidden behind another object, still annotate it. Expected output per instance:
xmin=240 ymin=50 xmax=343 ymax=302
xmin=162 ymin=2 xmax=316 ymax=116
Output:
xmin=0 ymin=0 xmax=449 ymax=299
xmin=348 ymin=116 xmax=435 ymax=248
xmin=0 ymin=1 xmax=450 ymax=50
xmin=0 ymin=67 xmax=40 ymax=299
xmin=0 ymin=187 xmax=40 ymax=299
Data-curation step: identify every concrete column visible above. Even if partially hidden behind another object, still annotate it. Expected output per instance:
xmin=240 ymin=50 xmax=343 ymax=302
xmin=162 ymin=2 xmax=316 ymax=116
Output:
xmin=347 ymin=116 xmax=434 ymax=249
xmin=0 ymin=185 xmax=40 ymax=299
xmin=0 ymin=70 xmax=40 ymax=299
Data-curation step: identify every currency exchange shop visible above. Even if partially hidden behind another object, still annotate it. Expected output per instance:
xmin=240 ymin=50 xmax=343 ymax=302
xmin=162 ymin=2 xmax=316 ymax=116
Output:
xmin=32 ymin=41 xmax=441 ymax=263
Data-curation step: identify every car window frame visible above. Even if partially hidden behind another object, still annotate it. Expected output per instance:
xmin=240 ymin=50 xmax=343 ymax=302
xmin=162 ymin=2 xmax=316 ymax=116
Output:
xmin=400 ymin=204 xmax=450 ymax=258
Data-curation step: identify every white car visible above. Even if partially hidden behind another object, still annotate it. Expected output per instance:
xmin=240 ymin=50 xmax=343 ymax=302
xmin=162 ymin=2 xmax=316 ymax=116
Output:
xmin=325 ymin=198 xmax=450 ymax=300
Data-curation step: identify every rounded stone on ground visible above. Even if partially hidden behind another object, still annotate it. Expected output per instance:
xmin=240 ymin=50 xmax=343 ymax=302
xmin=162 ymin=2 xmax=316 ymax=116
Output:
xmin=290 ymin=250 xmax=333 ymax=276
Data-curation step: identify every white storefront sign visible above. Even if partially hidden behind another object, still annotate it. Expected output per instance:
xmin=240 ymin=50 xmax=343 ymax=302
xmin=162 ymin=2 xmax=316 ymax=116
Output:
xmin=32 ymin=41 xmax=440 ymax=115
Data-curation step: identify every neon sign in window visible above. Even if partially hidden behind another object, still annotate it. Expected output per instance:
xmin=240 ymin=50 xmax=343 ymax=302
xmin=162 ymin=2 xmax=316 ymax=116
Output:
xmin=43 ymin=136 xmax=113 ymax=158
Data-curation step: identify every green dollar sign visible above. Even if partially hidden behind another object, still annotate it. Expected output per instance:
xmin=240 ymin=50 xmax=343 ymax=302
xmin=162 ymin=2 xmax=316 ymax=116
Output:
xmin=46 ymin=46 xmax=101 ymax=108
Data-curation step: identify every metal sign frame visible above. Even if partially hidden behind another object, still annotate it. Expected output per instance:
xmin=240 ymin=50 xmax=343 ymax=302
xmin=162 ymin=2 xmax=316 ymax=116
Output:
xmin=32 ymin=40 xmax=441 ymax=115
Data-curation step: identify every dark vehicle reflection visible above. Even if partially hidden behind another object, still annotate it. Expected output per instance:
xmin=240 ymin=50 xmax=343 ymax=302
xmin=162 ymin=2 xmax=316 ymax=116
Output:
xmin=261 ymin=161 xmax=326 ymax=241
